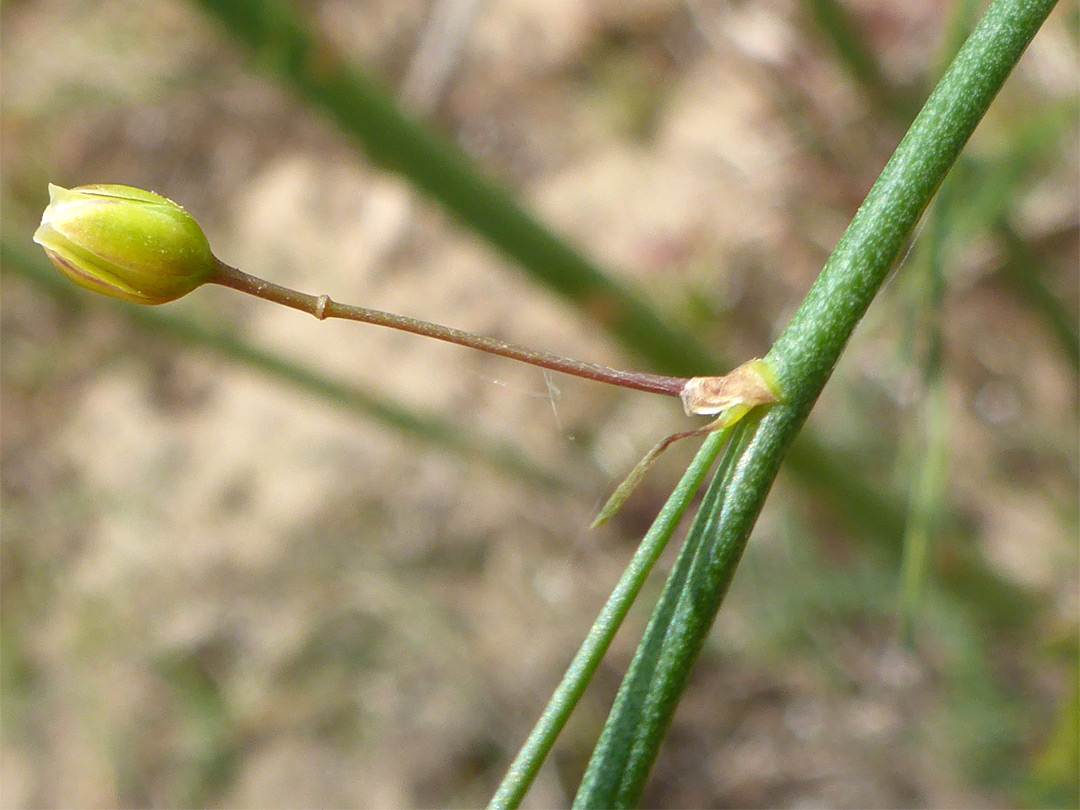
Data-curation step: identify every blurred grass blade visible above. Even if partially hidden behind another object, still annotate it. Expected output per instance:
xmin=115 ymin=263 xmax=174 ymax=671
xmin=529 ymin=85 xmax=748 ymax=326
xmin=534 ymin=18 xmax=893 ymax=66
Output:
xmin=899 ymin=373 xmax=948 ymax=640
xmin=802 ymin=0 xmax=918 ymax=117
xmin=1023 ymin=669 xmax=1080 ymax=807
xmin=898 ymin=183 xmax=952 ymax=643
xmin=1 ymin=237 xmax=574 ymax=493
xmin=999 ymin=221 xmax=1080 ymax=367
xmin=488 ymin=427 xmax=730 ymax=810
xmin=191 ymin=0 xmax=712 ymax=377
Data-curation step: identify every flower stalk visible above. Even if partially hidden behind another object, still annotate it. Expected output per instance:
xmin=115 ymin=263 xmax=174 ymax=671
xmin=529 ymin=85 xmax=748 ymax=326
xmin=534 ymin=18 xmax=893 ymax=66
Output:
xmin=34 ymin=181 xmax=783 ymax=525
xmin=208 ymin=259 xmax=689 ymax=398
xmin=34 ymin=183 xmax=781 ymax=430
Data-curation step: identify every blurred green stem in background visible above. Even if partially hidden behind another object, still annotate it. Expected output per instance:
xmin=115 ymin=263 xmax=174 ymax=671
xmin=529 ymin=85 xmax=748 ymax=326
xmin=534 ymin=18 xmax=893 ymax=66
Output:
xmin=1000 ymin=217 xmax=1080 ymax=368
xmin=896 ymin=0 xmax=969 ymax=646
xmin=191 ymin=0 xmax=710 ymax=377
xmin=897 ymin=185 xmax=951 ymax=645
xmin=1024 ymin=668 xmax=1080 ymax=808
xmin=573 ymin=0 xmax=1058 ymax=805
xmin=801 ymin=0 xmax=921 ymax=118
xmin=806 ymin=0 xmax=1079 ymax=365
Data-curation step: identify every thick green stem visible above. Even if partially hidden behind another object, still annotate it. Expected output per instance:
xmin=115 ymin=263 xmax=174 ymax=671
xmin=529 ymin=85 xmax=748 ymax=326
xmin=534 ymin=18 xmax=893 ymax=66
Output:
xmin=572 ymin=422 xmax=757 ymax=808
xmin=573 ymin=1 xmax=1058 ymax=806
xmin=769 ymin=0 xmax=1057 ymax=399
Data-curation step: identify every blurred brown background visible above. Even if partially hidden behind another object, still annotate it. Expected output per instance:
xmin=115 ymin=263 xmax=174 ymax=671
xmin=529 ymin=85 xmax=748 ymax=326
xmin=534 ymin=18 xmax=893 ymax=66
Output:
xmin=1 ymin=0 xmax=1077 ymax=807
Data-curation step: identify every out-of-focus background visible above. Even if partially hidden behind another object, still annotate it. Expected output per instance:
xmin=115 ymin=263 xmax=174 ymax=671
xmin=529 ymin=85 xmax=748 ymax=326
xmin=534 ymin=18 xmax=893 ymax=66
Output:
xmin=1 ymin=0 xmax=1077 ymax=807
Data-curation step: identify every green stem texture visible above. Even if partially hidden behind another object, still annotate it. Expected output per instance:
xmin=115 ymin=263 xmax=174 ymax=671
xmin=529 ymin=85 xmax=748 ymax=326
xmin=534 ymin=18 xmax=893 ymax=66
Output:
xmin=573 ymin=1 xmax=1058 ymax=806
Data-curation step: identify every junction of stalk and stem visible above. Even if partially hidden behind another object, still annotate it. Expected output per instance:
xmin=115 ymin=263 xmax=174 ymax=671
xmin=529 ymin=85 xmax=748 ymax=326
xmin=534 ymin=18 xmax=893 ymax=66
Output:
xmin=210 ymin=259 xmax=781 ymax=522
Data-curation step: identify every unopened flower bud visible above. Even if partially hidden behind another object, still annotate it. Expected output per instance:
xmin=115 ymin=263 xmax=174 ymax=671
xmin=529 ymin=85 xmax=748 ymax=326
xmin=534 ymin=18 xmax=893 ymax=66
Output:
xmin=33 ymin=183 xmax=216 ymax=305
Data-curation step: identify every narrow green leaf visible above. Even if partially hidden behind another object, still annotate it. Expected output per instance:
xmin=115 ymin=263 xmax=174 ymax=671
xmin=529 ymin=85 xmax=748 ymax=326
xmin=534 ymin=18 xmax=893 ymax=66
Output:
xmin=573 ymin=421 xmax=756 ymax=808
xmin=488 ymin=427 xmax=730 ymax=809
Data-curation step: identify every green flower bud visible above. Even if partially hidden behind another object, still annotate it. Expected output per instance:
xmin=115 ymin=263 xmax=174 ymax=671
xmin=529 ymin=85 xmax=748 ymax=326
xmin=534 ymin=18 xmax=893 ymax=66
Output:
xmin=33 ymin=183 xmax=217 ymax=305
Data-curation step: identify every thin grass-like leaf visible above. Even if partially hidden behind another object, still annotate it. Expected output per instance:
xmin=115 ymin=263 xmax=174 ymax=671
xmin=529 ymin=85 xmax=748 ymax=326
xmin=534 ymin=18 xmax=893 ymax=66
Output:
xmin=489 ymin=427 xmax=732 ymax=810
xmin=573 ymin=421 xmax=757 ymax=808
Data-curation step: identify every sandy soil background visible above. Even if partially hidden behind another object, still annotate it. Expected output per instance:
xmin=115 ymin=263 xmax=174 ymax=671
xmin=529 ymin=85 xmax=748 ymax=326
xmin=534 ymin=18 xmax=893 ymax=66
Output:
xmin=1 ymin=0 xmax=1077 ymax=807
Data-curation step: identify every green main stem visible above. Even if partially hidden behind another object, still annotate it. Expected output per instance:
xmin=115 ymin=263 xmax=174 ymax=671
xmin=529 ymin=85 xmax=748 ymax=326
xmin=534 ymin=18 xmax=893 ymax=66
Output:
xmin=573 ymin=0 xmax=1059 ymax=806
